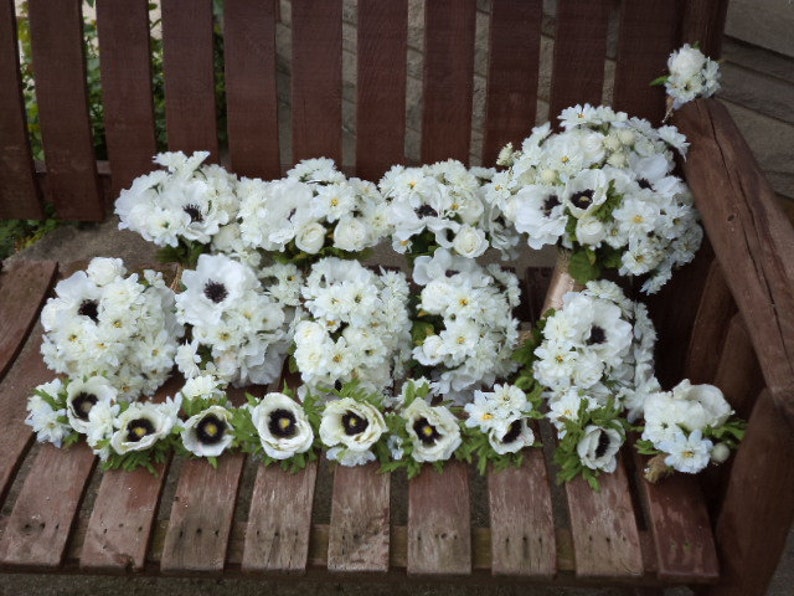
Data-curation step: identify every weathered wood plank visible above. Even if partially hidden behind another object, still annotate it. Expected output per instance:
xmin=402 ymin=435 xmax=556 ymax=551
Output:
xmin=565 ymin=459 xmax=644 ymax=578
xmin=224 ymin=0 xmax=281 ymax=180
xmin=95 ymin=0 xmax=157 ymax=199
xmin=0 ymin=0 xmax=41 ymax=219
xmin=633 ymin=451 xmax=719 ymax=582
xmin=291 ymin=0 xmax=343 ymax=164
xmin=355 ymin=0 xmax=408 ymax=181
xmin=407 ymin=461 xmax=471 ymax=575
xmin=160 ymin=454 xmax=246 ymax=572
xmin=27 ymin=0 xmax=103 ymax=220
xmin=482 ymin=0 xmax=542 ymax=166
xmin=612 ymin=0 xmax=680 ymax=123
xmin=327 ymin=462 xmax=390 ymax=572
xmin=708 ymin=389 xmax=794 ymax=595
xmin=161 ymin=0 xmax=219 ymax=160
xmin=711 ymin=314 xmax=764 ymax=419
xmin=421 ymin=0 xmax=477 ymax=165
xmin=0 ymin=443 xmax=96 ymax=567
xmin=488 ymin=449 xmax=556 ymax=577
xmin=548 ymin=0 xmax=610 ymax=123
xmin=682 ymin=0 xmax=729 ymax=58
xmin=0 ymin=260 xmax=56 ymax=380
xmin=675 ymin=99 xmax=794 ymax=422
xmin=241 ymin=461 xmax=317 ymax=573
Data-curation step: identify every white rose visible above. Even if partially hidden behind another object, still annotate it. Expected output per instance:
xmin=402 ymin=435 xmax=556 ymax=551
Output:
xmin=575 ymin=214 xmax=607 ymax=247
xmin=452 ymin=224 xmax=488 ymax=258
xmin=670 ymin=380 xmax=733 ymax=431
xmin=669 ymin=45 xmax=707 ymax=80
xmin=295 ymin=221 xmax=326 ymax=254
xmin=576 ymin=424 xmax=623 ymax=473
xmin=333 ymin=216 xmax=370 ymax=252
xmin=86 ymin=257 xmax=126 ymax=286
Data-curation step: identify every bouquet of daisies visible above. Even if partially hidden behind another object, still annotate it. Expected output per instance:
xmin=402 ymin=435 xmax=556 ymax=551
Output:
xmin=39 ymin=257 xmax=183 ymax=400
xmin=488 ymin=104 xmax=702 ymax=293
xmin=410 ymin=249 xmax=522 ymax=402
xmin=115 ymin=151 xmax=240 ymax=266
xmin=237 ymin=158 xmax=390 ymax=268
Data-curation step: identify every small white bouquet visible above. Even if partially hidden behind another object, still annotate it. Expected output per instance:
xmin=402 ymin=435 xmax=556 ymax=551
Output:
xmin=654 ymin=43 xmax=721 ymax=113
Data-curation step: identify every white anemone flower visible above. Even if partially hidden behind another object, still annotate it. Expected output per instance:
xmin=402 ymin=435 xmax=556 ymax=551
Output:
xmin=319 ymin=398 xmax=387 ymax=466
xmin=576 ymin=424 xmax=623 ymax=473
xmin=181 ymin=405 xmax=235 ymax=458
xmin=250 ymin=393 xmax=314 ymax=460
xmin=488 ymin=417 xmax=535 ymax=455
xmin=109 ymin=398 xmax=181 ymax=454
xmin=65 ymin=376 xmax=118 ymax=435
xmin=403 ymin=399 xmax=462 ymax=463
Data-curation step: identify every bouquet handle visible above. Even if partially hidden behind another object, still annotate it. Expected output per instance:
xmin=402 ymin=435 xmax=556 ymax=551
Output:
xmin=541 ymin=250 xmax=583 ymax=315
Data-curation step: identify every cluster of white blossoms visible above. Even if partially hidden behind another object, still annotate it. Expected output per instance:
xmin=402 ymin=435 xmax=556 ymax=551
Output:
xmin=532 ymin=280 xmax=659 ymax=477
xmin=237 ymin=158 xmax=390 ymax=262
xmin=641 ymin=380 xmax=736 ymax=474
xmin=411 ymin=249 xmax=521 ymax=401
xmin=664 ymin=44 xmax=721 ymax=110
xmin=464 ymin=384 xmax=537 ymax=455
xmin=115 ymin=151 xmax=239 ymax=248
xmin=175 ymin=253 xmax=290 ymax=387
xmin=293 ymin=258 xmax=412 ymax=392
xmin=489 ymin=104 xmax=702 ymax=293
xmin=39 ymin=258 xmax=183 ymax=400
xmin=379 ymin=159 xmax=519 ymax=259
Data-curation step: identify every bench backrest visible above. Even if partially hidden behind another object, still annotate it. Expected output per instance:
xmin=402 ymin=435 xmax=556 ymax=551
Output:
xmin=0 ymin=0 xmax=728 ymax=221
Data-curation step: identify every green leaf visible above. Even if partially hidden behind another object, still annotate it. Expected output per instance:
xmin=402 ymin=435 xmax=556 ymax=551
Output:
xmin=567 ymin=248 xmax=601 ymax=285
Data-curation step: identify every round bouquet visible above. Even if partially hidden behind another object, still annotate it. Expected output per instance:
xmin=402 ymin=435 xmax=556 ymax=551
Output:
xmin=410 ymin=249 xmax=521 ymax=401
xmin=174 ymin=253 xmax=290 ymax=387
xmin=379 ymin=159 xmax=519 ymax=260
xmin=292 ymin=257 xmax=412 ymax=392
xmin=115 ymin=151 xmax=239 ymax=265
xmin=237 ymin=158 xmax=390 ymax=267
xmin=39 ymin=257 xmax=183 ymax=400
xmin=488 ymin=104 xmax=702 ymax=293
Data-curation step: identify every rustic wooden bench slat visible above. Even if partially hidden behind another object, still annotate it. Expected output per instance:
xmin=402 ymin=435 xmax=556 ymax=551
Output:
xmin=711 ymin=315 xmax=764 ymax=420
xmin=161 ymin=0 xmax=219 ymax=161
xmin=481 ymin=0 xmax=543 ymax=166
xmin=355 ymin=0 xmax=408 ymax=181
xmin=95 ymin=0 xmax=158 ymax=200
xmin=291 ymin=0 xmax=343 ymax=164
xmin=0 ymin=0 xmax=41 ymax=220
xmin=27 ymin=0 xmax=103 ymax=221
xmin=224 ymin=0 xmax=282 ymax=180
xmin=421 ymin=0 xmax=477 ymax=165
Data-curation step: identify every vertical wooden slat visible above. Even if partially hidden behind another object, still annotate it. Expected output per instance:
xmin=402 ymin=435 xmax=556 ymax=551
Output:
xmin=0 ymin=443 xmax=96 ymax=567
xmin=421 ymin=0 xmax=477 ymax=165
xmin=161 ymin=0 xmax=219 ymax=160
xmin=488 ymin=449 xmax=556 ymax=577
xmin=95 ymin=0 xmax=157 ymax=199
xmin=682 ymin=0 xmax=729 ymax=58
xmin=27 ymin=0 xmax=103 ymax=221
xmin=407 ymin=461 xmax=471 ymax=575
xmin=224 ymin=0 xmax=281 ymax=180
xmin=356 ymin=0 xmax=408 ymax=181
xmin=613 ymin=0 xmax=681 ymax=122
xmin=482 ymin=0 xmax=542 ymax=166
xmin=160 ymin=454 xmax=245 ymax=572
xmin=242 ymin=462 xmax=317 ymax=572
xmin=0 ymin=0 xmax=41 ymax=219
xmin=711 ymin=315 xmax=764 ymax=419
xmin=708 ymin=390 xmax=794 ymax=596
xmin=565 ymin=460 xmax=644 ymax=578
xmin=291 ymin=0 xmax=343 ymax=164
xmin=548 ymin=0 xmax=611 ymax=123
xmin=327 ymin=463 xmax=390 ymax=572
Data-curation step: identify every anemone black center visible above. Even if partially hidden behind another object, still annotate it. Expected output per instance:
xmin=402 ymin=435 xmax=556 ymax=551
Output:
xmin=71 ymin=392 xmax=98 ymax=421
xmin=415 ymin=204 xmax=438 ymax=218
xmin=196 ymin=414 xmax=226 ymax=445
xmin=183 ymin=204 xmax=204 ymax=223
xmin=268 ymin=409 xmax=297 ymax=438
xmin=587 ymin=325 xmax=607 ymax=345
xmin=342 ymin=412 xmax=369 ymax=436
xmin=570 ymin=189 xmax=595 ymax=210
xmin=78 ymin=299 xmax=100 ymax=323
xmin=542 ymin=194 xmax=560 ymax=217
xmin=203 ymin=280 xmax=228 ymax=303
xmin=127 ymin=418 xmax=155 ymax=442
xmin=638 ymin=178 xmax=653 ymax=190
xmin=501 ymin=419 xmax=523 ymax=444
xmin=594 ymin=430 xmax=612 ymax=458
xmin=413 ymin=418 xmax=441 ymax=445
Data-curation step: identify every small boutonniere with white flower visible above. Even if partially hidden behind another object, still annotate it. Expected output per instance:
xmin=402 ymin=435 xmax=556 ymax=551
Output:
xmin=653 ymin=43 xmax=721 ymax=118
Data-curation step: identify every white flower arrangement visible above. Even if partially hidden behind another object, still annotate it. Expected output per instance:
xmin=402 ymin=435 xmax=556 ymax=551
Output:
xmin=39 ymin=257 xmax=183 ymax=401
xmin=292 ymin=257 xmax=412 ymax=393
xmin=489 ymin=105 xmax=702 ymax=293
xmin=654 ymin=43 xmax=721 ymax=113
xmin=636 ymin=380 xmax=745 ymax=480
xmin=174 ymin=253 xmax=290 ymax=387
xmin=410 ymin=249 xmax=521 ymax=401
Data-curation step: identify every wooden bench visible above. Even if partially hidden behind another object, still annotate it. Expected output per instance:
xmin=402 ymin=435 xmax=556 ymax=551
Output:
xmin=1 ymin=1 xmax=793 ymax=593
